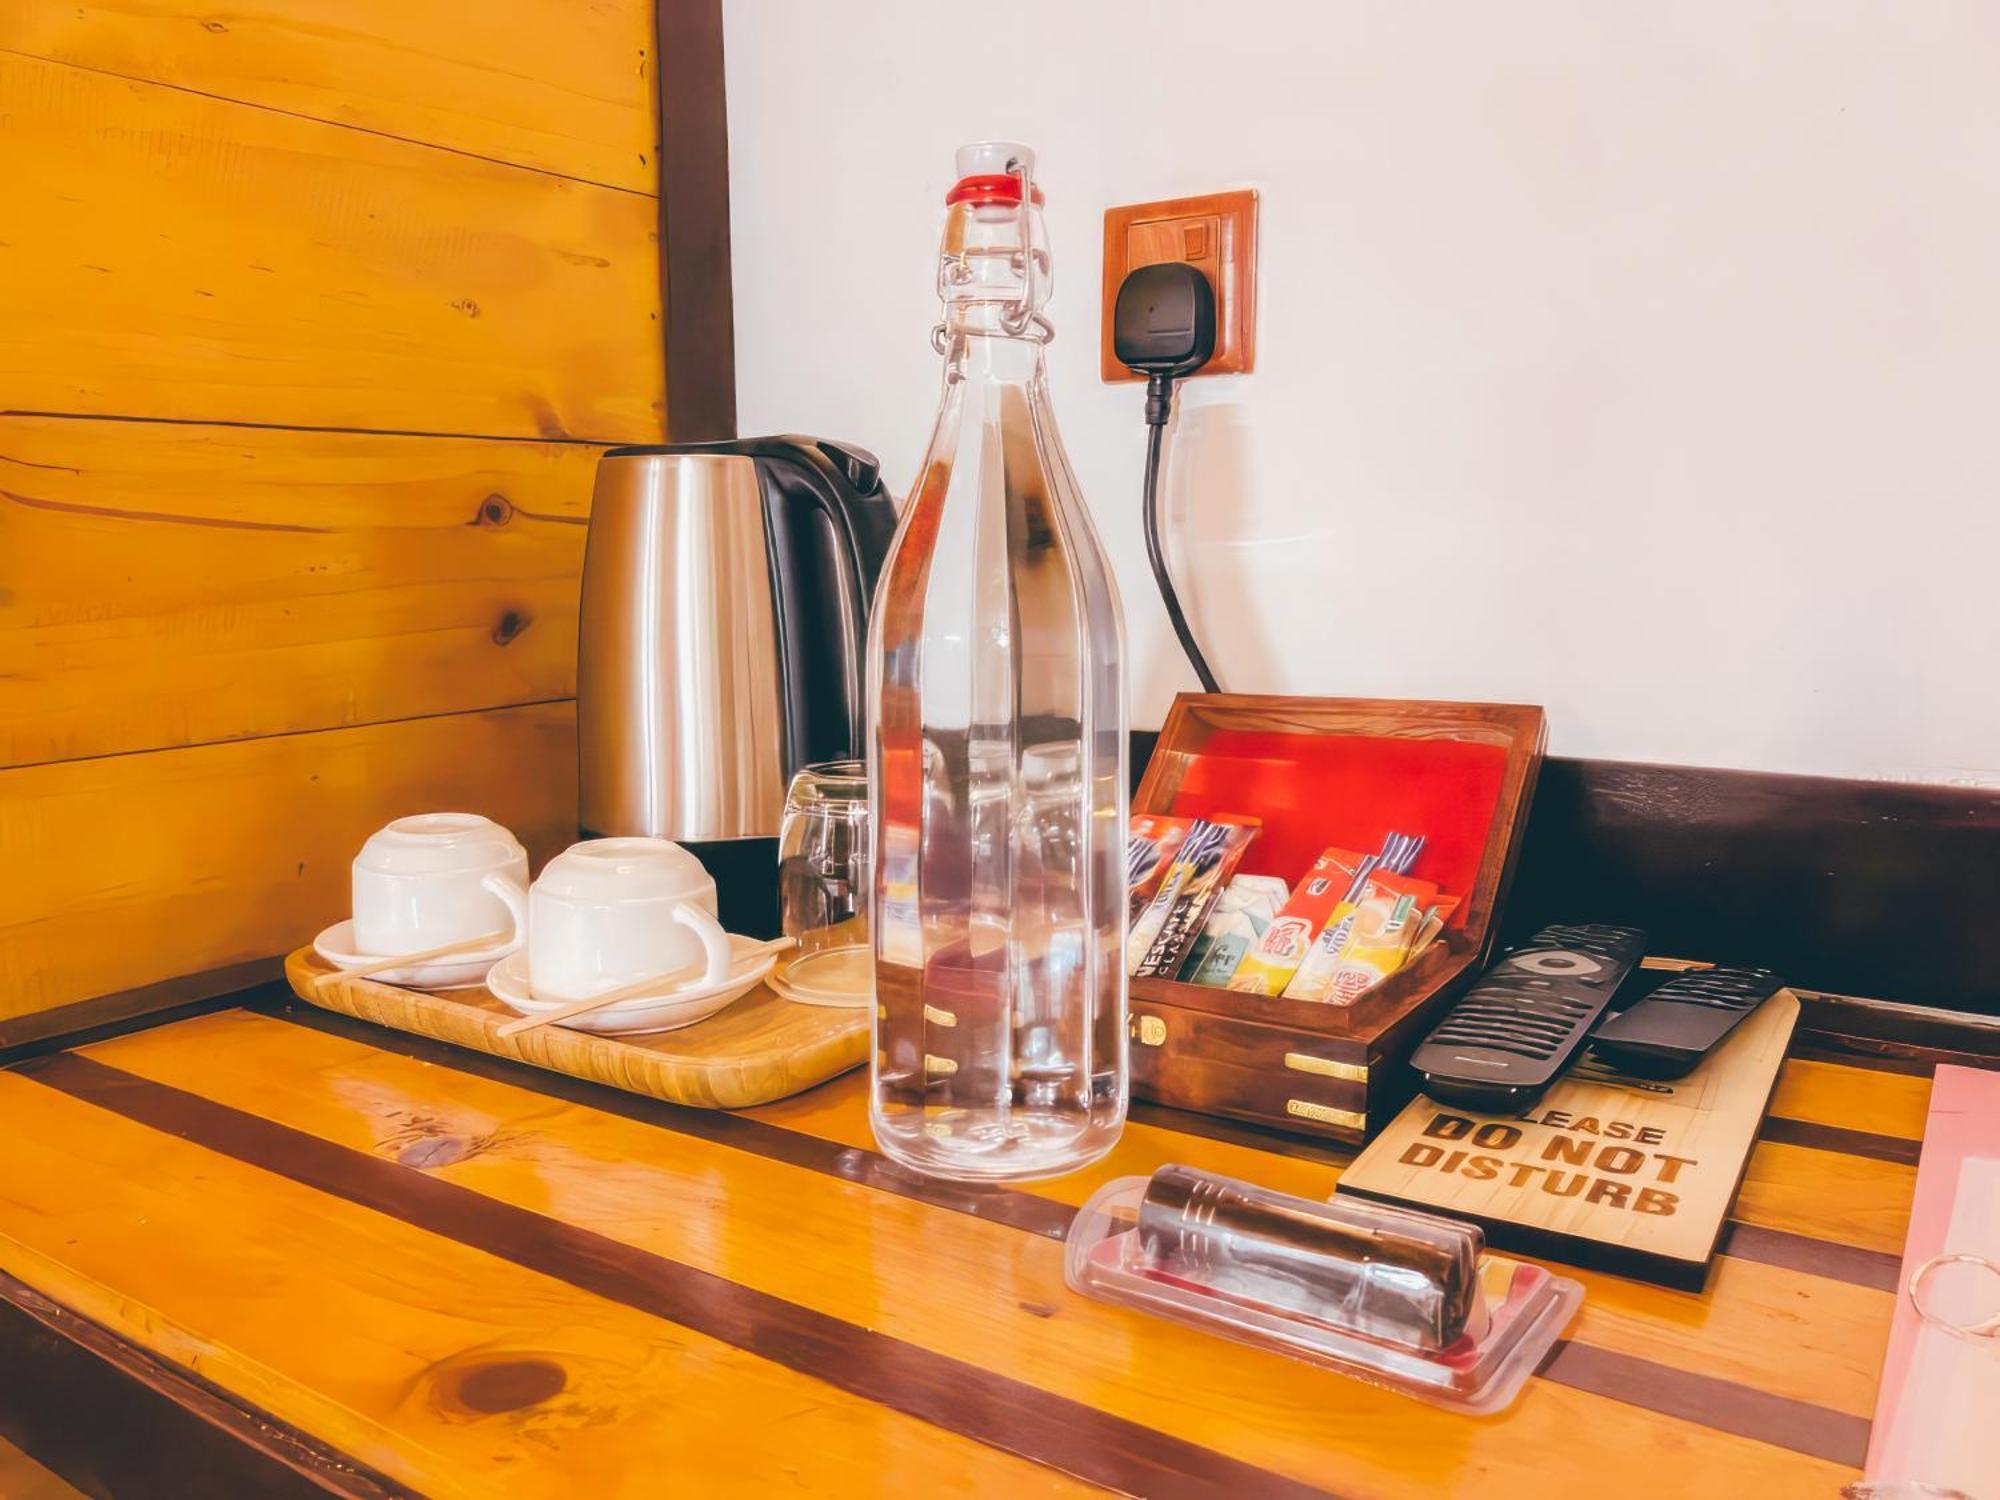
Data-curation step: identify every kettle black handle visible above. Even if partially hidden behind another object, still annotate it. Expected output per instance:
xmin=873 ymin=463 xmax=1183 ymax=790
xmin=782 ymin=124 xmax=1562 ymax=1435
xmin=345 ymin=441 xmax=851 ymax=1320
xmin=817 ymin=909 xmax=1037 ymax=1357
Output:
xmin=743 ymin=438 xmax=890 ymax=775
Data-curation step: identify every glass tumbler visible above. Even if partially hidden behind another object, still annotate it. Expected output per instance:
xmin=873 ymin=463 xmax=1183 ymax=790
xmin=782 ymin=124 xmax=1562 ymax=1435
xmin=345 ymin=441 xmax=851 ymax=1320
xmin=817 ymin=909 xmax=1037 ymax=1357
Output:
xmin=775 ymin=760 xmax=872 ymax=1004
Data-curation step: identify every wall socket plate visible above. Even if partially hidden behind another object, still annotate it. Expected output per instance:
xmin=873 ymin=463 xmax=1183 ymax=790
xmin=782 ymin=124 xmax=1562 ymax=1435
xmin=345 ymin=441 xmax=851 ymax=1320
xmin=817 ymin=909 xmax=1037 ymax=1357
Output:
xmin=1101 ymin=189 xmax=1258 ymax=383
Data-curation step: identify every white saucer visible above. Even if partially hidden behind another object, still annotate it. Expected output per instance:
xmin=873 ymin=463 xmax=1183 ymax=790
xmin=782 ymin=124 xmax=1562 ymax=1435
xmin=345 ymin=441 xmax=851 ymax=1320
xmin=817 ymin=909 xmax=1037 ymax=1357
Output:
xmin=313 ymin=920 xmax=515 ymax=991
xmin=485 ymin=937 xmax=777 ymax=1036
xmin=768 ymin=944 xmax=873 ymax=1009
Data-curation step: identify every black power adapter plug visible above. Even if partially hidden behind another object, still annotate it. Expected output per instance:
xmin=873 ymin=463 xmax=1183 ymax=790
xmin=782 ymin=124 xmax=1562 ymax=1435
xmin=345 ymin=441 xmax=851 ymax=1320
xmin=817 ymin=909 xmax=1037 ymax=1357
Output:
xmin=1114 ymin=261 xmax=1218 ymax=399
xmin=1113 ymin=262 xmax=1221 ymax=692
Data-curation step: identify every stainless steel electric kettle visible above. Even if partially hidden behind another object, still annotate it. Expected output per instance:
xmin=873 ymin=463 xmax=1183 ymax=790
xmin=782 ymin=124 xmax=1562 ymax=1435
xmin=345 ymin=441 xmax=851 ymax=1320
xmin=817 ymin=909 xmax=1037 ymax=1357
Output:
xmin=577 ymin=437 xmax=897 ymax=847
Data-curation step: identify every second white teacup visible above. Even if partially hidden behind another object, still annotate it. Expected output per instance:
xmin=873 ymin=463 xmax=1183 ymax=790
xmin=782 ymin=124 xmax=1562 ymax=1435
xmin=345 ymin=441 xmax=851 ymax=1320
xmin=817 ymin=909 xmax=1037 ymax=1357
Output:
xmin=492 ymin=837 xmax=733 ymax=1004
xmin=351 ymin=812 xmax=528 ymax=957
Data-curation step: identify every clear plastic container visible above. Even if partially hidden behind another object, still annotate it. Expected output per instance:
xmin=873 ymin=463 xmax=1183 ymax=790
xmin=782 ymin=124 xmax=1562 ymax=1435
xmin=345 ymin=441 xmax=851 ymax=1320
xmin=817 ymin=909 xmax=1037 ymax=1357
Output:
xmin=1065 ymin=1169 xmax=1583 ymax=1414
xmin=866 ymin=142 xmax=1128 ymax=1182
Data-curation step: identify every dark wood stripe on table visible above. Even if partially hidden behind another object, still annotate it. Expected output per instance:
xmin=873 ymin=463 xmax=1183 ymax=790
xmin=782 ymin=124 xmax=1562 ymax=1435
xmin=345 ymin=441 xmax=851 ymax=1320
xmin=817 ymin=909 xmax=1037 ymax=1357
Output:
xmin=252 ymin=995 xmax=1081 ymax=1240
xmin=1758 ymin=1115 xmax=1923 ymax=1165
xmin=16 ymin=1051 xmax=1332 ymax=1500
xmin=243 ymin=998 xmax=1873 ymax=1465
xmin=1129 ymin=1098 xmax=1354 ymax=1166
xmin=0 ymin=1268 xmax=410 ymax=1500
xmin=1144 ymin=1088 xmax=1925 ymax=1167
xmin=262 ymin=996 xmax=1912 ymax=1284
xmin=1536 ymin=1341 xmax=1869 ymax=1469
xmin=1715 ymin=1223 xmax=1901 ymax=1293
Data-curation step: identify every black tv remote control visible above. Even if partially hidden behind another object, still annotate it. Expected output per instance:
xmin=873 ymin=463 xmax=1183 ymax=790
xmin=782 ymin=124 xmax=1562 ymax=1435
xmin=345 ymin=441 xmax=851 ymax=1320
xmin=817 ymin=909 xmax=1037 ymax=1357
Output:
xmin=1590 ymin=965 xmax=1783 ymax=1080
xmin=1410 ymin=923 xmax=1648 ymax=1112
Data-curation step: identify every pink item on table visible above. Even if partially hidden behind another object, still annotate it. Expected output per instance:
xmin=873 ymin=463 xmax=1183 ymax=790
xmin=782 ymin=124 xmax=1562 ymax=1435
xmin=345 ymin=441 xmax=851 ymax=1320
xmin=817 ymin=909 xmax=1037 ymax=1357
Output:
xmin=1857 ymin=1064 xmax=2000 ymax=1500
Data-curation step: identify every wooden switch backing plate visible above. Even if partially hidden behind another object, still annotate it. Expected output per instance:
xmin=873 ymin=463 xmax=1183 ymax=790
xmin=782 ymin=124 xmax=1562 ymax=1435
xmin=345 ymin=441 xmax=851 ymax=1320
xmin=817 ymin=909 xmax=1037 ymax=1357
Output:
xmin=1101 ymin=189 xmax=1258 ymax=383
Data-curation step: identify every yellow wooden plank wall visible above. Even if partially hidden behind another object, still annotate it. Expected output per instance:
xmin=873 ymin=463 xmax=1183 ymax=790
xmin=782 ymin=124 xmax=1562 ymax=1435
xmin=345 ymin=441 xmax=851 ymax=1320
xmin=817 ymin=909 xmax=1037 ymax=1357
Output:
xmin=0 ymin=4 xmax=665 ymax=1033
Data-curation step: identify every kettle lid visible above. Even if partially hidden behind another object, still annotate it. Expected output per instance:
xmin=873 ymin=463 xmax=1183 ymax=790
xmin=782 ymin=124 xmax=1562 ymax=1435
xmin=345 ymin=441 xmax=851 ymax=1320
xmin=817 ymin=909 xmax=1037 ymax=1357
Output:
xmin=600 ymin=435 xmax=880 ymax=496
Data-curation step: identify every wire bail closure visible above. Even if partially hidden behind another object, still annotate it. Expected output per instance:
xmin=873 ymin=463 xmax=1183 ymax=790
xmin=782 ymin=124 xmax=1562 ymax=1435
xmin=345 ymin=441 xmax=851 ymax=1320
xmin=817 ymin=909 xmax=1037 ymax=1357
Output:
xmin=998 ymin=153 xmax=1040 ymax=337
xmin=1000 ymin=153 xmax=1056 ymax=343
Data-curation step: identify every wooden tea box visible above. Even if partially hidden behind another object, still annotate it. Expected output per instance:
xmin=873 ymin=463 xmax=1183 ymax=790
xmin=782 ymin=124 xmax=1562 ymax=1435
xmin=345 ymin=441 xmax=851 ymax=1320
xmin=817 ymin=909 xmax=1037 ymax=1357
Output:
xmin=1128 ymin=694 xmax=1547 ymax=1144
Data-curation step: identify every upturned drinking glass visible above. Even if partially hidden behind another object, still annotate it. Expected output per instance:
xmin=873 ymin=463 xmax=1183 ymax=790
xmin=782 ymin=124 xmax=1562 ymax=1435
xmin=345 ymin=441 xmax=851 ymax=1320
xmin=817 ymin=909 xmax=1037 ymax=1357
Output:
xmin=776 ymin=760 xmax=871 ymax=1000
xmin=865 ymin=142 xmax=1129 ymax=1181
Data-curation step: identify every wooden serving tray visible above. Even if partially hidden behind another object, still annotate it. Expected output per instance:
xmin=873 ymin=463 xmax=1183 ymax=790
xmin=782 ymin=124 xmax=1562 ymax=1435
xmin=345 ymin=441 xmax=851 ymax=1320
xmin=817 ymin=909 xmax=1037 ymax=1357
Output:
xmin=284 ymin=947 xmax=868 ymax=1109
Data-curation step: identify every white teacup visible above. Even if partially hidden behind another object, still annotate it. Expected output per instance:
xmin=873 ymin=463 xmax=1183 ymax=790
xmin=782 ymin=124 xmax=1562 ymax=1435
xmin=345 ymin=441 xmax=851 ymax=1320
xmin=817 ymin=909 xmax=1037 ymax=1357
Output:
xmin=492 ymin=837 xmax=733 ymax=1004
xmin=351 ymin=813 xmax=528 ymax=957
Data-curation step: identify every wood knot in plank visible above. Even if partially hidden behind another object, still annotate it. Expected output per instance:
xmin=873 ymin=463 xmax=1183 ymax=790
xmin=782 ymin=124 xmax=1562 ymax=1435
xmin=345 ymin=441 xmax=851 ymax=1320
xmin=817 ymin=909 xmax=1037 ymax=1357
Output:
xmin=383 ymin=1111 xmax=515 ymax=1168
xmin=528 ymin=398 xmax=570 ymax=441
xmin=491 ymin=609 xmax=531 ymax=646
xmin=437 ymin=1358 xmax=568 ymax=1416
xmin=397 ymin=1136 xmax=478 ymax=1170
xmin=471 ymin=493 xmax=514 ymax=528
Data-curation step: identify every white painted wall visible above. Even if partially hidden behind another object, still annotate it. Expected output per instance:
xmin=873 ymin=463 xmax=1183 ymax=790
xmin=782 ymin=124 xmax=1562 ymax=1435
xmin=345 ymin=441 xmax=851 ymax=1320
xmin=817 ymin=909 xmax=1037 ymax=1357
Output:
xmin=720 ymin=0 xmax=2000 ymax=780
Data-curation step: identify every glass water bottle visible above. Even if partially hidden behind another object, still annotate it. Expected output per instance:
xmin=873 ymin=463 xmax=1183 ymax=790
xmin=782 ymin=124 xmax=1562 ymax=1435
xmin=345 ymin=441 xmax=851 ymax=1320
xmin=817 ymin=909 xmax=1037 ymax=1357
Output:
xmin=867 ymin=142 xmax=1130 ymax=1182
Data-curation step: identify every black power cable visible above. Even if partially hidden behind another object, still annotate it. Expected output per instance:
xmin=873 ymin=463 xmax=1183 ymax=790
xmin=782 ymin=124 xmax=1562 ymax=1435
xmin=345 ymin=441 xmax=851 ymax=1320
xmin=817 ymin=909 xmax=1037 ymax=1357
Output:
xmin=1139 ymin=376 xmax=1220 ymax=693
xmin=1114 ymin=263 xmax=1222 ymax=694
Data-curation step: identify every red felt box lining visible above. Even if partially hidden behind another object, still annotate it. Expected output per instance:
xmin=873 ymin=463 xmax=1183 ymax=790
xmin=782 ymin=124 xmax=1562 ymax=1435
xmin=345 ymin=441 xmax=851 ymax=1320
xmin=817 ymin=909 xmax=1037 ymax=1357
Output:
xmin=1154 ymin=730 xmax=1509 ymax=924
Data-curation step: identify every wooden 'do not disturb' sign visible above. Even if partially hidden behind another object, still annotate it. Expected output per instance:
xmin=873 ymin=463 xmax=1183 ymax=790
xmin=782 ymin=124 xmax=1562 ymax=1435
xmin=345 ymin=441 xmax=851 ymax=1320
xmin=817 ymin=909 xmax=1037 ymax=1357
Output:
xmin=1338 ymin=987 xmax=1800 ymax=1289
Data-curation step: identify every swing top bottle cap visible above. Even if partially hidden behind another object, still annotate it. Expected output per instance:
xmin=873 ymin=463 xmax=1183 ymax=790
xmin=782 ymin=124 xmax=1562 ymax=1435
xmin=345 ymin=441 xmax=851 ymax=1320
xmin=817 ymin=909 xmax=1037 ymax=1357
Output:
xmin=946 ymin=140 xmax=1045 ymax=206
xmin=954 ymin=140 xmax=1031 ymax=178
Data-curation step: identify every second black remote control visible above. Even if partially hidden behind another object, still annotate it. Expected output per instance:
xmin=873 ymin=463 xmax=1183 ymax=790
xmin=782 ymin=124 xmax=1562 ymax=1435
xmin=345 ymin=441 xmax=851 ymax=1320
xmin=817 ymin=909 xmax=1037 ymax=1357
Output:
xmin=1590 ymin=965 xmax=1783 ymax=1080
xmin=1411 ymin=922 xmax=1648 ymax=1112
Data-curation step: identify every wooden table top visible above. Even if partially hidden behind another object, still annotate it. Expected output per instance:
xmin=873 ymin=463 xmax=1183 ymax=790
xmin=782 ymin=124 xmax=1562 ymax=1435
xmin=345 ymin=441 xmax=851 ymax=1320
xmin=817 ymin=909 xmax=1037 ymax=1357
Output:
xmin=0 ymin=994 xmax=1940 ymax=1498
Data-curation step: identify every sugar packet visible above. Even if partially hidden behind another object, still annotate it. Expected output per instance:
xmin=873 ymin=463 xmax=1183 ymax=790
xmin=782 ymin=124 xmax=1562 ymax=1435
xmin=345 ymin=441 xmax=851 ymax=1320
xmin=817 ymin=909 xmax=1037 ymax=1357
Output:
xmin=1225 ymin=847 xmax=1374 ymax=995
xmin=1179 ymin=874 xmax=1292 ymax=987
xmin=1285 ymin=871 xmax=1439 ymax=1004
